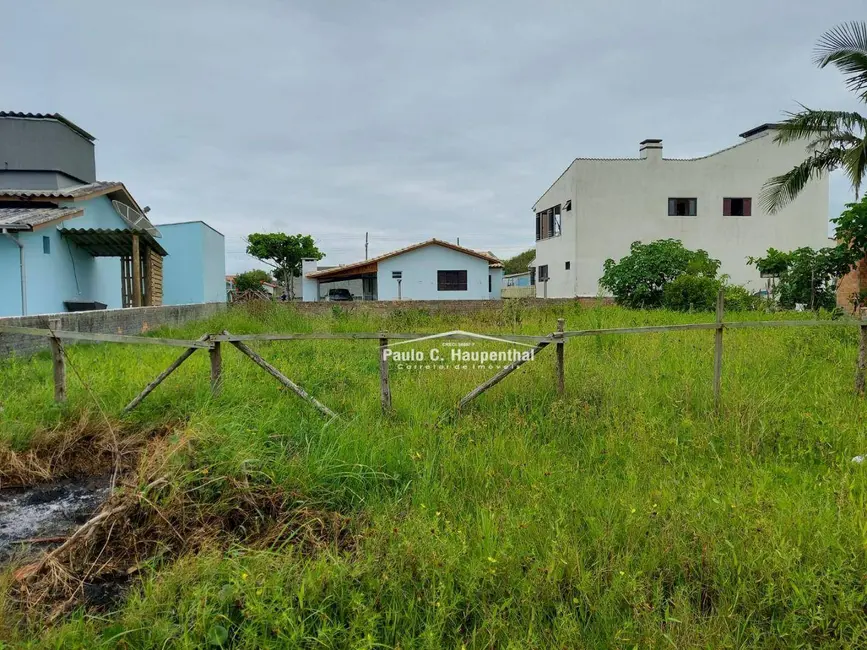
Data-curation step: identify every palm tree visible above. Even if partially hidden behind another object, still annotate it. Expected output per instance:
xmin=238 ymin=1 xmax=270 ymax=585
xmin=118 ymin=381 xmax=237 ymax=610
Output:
xmin=761 ymin=21 xmax=867 ymax=213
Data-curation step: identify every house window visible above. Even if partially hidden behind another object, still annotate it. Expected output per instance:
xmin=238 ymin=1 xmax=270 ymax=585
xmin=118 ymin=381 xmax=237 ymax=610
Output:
xmin=488 ymin=275 xmax=492 ymax=292
xmin=565 ymin=261 xmax=570 ymax=270
xmin=535 ymin=205 xmax=562 ymax=240
xmin=668 ymin=198 xmax=697 ymax=216
xmin=538 ymin=265 xmax=549 ymax=282
xmin=724 ymin=197 xmax=752 ymax=216
xmin=392 ymin=271 xmax=402 ymax=279
xmin=437 ymin=270 xmax=467 ymax=291
xmin=42 ymin=236 xmax=50 ymax=254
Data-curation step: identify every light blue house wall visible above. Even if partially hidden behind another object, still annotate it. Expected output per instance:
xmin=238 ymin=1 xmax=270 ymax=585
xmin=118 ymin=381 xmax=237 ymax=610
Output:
xmin=158 ymin=221 xmax=226 ymax=305
xmin=376 ymin=244 xmax=499 ymax=301
xmin=504 ymin=272 xmax=531 ymax=287
xmin=0 ymin=196 xmax=128 ymax=317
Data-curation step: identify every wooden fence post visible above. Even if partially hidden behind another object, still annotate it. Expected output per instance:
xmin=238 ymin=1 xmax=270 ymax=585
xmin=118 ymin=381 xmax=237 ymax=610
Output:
xmin=555 ymin=318 xmax=565 ymax=396
xmin=379 ymin=335 xmax=392 ymax=411
xmin=210 ymin=340 xmax=222 ymax=394
xmin=713 ymin=289 xmax=724 ymax=410
xmin=856 ymin=308 xmax=867 ymax=396
xmin=47 ymin=318 xmax=66 ymax=403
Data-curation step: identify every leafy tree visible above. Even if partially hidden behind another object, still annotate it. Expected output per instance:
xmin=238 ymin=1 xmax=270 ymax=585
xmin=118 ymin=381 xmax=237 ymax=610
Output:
xmin=761 ymin=22 xmax=867 ymax=213
xmin=599 ymin=239 xmax=720 ymax=308
xmin=746 ymin=248 xmax=792 ymax=277
xmin=246 ymin=233 xmax=323 ymax=299
xmin=233 ymin=269 xmax=272 ymax=294
xmin=749 ymin=245 xmax=855 ymax=310
xmin=502 ymin=248 xmax=536 ymax=275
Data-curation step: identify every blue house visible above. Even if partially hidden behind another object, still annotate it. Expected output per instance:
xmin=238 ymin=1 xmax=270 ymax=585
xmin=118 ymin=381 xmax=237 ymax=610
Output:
xmin=0 ymin=112 xmax=225 ymax=317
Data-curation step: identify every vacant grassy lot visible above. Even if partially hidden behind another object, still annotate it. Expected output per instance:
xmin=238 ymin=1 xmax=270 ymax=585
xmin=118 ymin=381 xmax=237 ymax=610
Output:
xmin=1 ymin=301 xmax=867 ymax=648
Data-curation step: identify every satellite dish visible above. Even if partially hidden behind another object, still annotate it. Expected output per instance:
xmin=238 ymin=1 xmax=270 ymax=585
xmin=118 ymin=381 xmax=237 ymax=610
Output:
xmin=112 ymin=200 xmax=161 ymax=238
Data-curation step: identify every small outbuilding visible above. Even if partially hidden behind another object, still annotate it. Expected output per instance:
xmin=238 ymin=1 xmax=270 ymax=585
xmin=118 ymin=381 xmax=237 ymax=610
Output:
xmin=302 ymin=239 xmax=503 ymax=302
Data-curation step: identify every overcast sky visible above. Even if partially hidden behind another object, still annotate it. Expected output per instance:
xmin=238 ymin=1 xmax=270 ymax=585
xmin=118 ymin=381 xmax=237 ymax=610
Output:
xmin=2 ymin=1 xmax=863 ymax=272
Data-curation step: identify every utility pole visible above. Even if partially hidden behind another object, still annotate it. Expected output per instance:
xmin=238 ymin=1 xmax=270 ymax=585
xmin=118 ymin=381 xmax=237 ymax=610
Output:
xmin=365 ymin=232 xmax=369 ymax=260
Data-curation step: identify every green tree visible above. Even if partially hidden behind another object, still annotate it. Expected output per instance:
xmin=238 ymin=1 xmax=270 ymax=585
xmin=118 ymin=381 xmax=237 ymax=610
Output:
xmin=502 ymin=248 xmax=535 ymax=275
xmin=246 ymin=233 xmax=324 ymax=299
xmin=748 ymin=245 xmax=855 ymax=310
xmin=233 ymin=269 xmax=272 ymax=294
xmin=599 ymin=239 xmax=720 ymax=308
xmin=761 ymin=22 xmax=867 ymax=213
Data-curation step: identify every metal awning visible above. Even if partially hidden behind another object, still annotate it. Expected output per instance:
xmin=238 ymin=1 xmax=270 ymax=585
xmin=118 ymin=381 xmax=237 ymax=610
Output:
xmin=59 ymin=228 xmax=168 ymax=257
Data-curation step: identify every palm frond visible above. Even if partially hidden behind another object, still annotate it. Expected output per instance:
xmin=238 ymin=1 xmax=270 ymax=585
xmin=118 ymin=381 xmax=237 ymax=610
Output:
xmin=760 ymin=148 xmax=845 ymax=214
xmin=841 ymin=136 xmax=867 ymax=198
xmin=773 ymin=108 xmax=867 ymax=144
xmin=814 ymin=21 xmax=867 ymax=99
xmin=806 ymin=131 xmax=864 ymax=152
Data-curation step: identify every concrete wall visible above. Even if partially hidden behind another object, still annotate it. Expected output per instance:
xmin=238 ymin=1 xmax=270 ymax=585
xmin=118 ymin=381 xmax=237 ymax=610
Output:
xmin=290 ymin=296 xmax=609 ymax=316
xmin=533 ymin=129 xmax=830 ymax=297
xmin=0 ymin=170 xmax=83 ymax=190
xmin=0 ymin=116 xmax=95 ymax=183
xmin=159 ymin=221 xmax=226 ymax=306
xmin=377 ymin=245 xmax=495 ymax=300
xmin=0 ymin=196 xmax=128 ymax=317
xmin=0 ymin=302 xmax=225 ymax=357
xmin=489 ymin=267 xmax=503 ymax=299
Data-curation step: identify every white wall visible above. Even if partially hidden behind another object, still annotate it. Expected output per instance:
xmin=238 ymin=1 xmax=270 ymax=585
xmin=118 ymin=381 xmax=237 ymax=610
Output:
xmin=533 ymin=130 xmax=830 ymax=297
xmin=489 ymin=267 xmax=503 ymax=299
xmin=377 ymin=244 xmax=492 ymax=300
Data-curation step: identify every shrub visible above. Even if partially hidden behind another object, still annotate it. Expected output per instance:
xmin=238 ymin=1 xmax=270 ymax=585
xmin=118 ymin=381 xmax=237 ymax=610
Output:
xmin=722 ymin=284 xmax=761 ymax=311
xmin=662 ymin=274 xmax=721 ymax=311
xmin=600 ymin=239 xmax=720 ymax=308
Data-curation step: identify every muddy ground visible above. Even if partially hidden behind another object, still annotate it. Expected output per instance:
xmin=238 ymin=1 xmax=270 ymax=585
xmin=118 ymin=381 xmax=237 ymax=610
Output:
xmin=0 ymin=476 xmax=111 ymax=562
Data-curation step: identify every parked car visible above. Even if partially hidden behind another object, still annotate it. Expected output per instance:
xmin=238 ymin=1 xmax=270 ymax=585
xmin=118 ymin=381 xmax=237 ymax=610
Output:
xmin=327 ymin=288 xmax=353 ymax=301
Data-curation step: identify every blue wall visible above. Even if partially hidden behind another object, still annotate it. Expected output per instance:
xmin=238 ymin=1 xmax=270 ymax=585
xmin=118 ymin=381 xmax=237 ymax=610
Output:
xmin=158 ymin=222 xmax=226 ymax=305
xmin=504 ymin=272 xmax=531 ymax=287
xmin=376 ymin=245 xmax=494 ymax=300
xmin=0 ymin=196 xmax=128 ymax=317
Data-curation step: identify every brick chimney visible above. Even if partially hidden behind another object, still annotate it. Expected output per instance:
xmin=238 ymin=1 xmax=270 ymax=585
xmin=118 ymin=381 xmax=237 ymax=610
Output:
xmin=640 ymin=138 xmax=663 ymax=161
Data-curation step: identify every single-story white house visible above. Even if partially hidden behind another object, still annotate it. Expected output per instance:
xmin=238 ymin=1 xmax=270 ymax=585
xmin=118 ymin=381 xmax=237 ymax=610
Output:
xmin=302 ymin=239 xmax=503 ymax=301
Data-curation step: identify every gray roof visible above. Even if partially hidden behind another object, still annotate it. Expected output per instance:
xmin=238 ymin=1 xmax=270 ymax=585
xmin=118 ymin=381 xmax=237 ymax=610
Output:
xmin=0 ymin=111 xmax=96 ymax=141
xmin=0 ymin=181 xmax=122 ymax=199
xmin=0 ymin=207 xmax=84 ymax=231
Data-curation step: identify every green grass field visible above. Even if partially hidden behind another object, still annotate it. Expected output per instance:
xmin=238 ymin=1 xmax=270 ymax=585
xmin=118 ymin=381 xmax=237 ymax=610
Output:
xmin=2 ymin=301 xmax=867 ymax=648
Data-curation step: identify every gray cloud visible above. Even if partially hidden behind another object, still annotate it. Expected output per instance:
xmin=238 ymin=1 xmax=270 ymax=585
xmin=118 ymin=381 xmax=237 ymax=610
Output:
xmin=2 ymin=0 xmax=862 ymax=271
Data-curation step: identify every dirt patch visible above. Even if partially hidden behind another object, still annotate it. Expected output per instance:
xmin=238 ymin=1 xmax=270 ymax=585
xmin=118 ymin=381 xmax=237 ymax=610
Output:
xmin=2 ymin=422 xmax=356 ymax=620
xmin=0 ymin=475 xmax=112 ymax=562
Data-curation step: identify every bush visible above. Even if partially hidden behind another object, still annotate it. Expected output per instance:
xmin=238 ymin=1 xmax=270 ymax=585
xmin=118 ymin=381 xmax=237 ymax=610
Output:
xmin=234 ymin=269 xmax=273 ymax=294
xmin=722 ymin=284 xmax=761 ymax=311
xmin=600 ymin=239 xmax=720 ymax=308
xmin=662 ymin=275 xmax=721 ymax=311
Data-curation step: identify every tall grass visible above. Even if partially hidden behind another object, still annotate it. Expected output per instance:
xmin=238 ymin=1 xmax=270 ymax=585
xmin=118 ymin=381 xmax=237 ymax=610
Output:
xmin=1 ymin=301 xmax=866 ymax=648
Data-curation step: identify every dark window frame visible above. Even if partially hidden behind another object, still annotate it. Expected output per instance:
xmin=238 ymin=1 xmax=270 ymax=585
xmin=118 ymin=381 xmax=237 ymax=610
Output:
xmin=392 ymin=271 xmax=402 ymax=279
xmin=538 ymin=264 xmax=549 ymax=282
xmin=565 ymin=261 xmax=570 ymax=270
xmin=668 ymin=198 xmax=697 ymax=217
xmin=535 ymin=204 xmax=562 ymax=240
xmin=723 ymin=197 xmax=752 ymax=216
xmin=42 ymin=236 xmax=51 ymax=254
xmin=437 ymin=269 xmax=468 ymax=291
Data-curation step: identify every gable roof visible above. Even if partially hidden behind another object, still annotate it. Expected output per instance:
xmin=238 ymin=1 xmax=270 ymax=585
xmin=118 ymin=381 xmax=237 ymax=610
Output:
xmin=307 ymin=238 xmax=503 ymax=279
xmin=0 ymin=181 xmax=123 ymax=200
xmin=0 ymin=206 xmax=85 ymax=231
xmin=0 ymin=111 xmax=96 ymax=141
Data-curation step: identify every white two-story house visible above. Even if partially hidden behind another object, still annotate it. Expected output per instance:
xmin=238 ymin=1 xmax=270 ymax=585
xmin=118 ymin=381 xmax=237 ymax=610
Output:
xmin=531 ymin=124 xmax=830 ymax=298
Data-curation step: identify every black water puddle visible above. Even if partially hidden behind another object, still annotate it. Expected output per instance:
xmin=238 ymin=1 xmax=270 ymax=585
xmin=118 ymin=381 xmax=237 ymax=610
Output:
xmin=0 ymin=475 xmax=111 ymax=562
